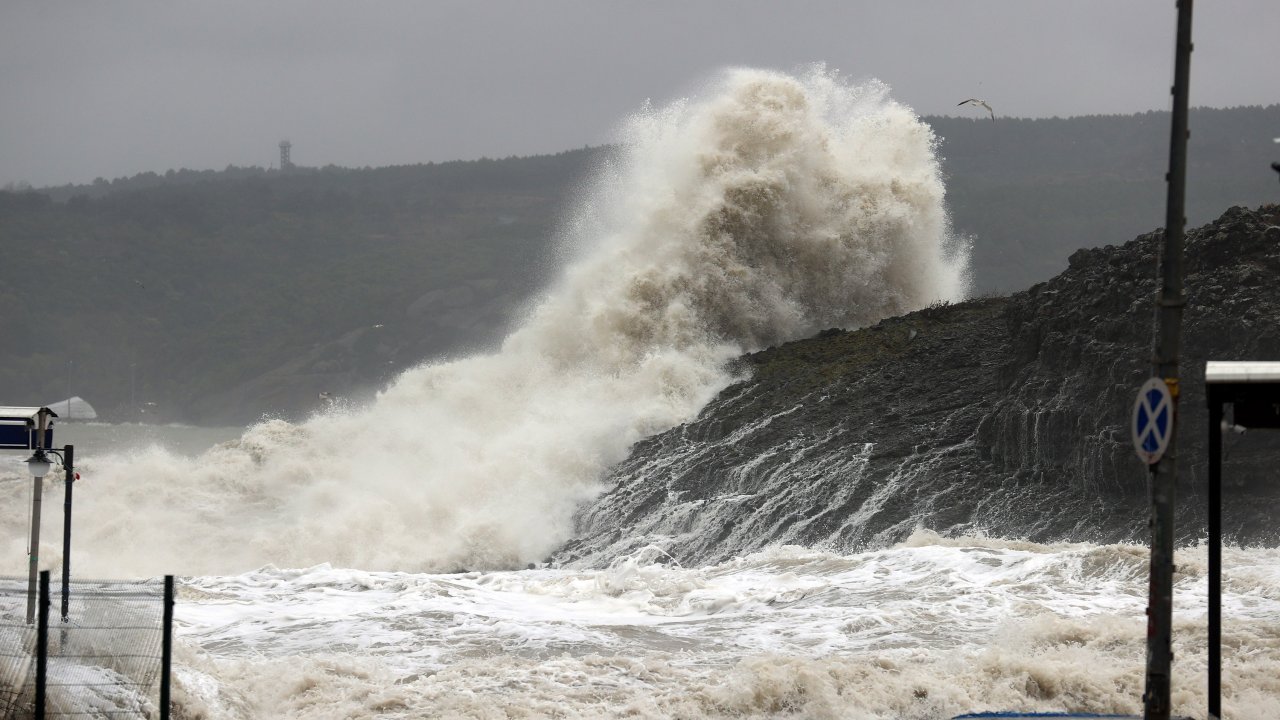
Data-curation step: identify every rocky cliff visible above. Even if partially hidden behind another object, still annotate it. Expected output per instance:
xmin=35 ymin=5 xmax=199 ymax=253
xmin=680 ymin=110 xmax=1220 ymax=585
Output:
xmin=556 ymin=205 xmax=1280 ymax=567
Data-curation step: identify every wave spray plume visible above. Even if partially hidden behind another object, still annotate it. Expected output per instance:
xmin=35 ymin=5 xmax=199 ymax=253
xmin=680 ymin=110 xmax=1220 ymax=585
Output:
xmin=1 ymin=67 xmax=968 ymax=576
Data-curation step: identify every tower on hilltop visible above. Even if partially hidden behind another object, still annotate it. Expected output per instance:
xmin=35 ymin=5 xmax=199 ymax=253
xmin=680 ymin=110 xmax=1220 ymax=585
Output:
xmin=279 ymin=140 xmax=293 ymax=171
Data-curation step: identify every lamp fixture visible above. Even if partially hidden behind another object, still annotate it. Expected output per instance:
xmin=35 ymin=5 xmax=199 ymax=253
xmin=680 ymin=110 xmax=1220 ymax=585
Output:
xmin=25 ymin=450 xmax=50 ymax=478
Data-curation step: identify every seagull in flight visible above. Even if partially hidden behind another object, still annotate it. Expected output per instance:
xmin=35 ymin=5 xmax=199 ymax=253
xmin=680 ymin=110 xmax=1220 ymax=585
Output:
xmin=958 ymin=98 xmax=995 ymax=122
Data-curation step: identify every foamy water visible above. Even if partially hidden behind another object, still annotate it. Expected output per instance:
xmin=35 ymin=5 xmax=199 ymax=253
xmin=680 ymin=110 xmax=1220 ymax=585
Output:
xmin=167 ymin=538 xmax=1279 ymax=718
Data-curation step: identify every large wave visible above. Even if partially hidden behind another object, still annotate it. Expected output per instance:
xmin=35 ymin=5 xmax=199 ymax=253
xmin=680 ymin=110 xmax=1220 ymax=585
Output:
xmin=1 ymin=67 xmax=968 ymax=576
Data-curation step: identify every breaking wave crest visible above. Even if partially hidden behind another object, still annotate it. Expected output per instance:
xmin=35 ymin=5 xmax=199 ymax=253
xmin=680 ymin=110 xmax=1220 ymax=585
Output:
xmin=1 ymin=67 xmax=967 ymax=576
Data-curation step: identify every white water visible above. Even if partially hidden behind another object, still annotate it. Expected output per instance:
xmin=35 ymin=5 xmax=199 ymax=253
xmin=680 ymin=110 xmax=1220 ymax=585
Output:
xmin=3 ymin=67 xmax=966 ymax=578
xmin=169 ymin=538 xmax=1280 ymax=718
xmin=4 ymin=68 xmax=1275 ymax=717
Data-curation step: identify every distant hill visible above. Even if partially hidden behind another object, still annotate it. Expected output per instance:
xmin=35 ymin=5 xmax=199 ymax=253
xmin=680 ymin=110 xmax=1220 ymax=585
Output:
xmin=0 ymin=150 xmax=604 ymax=424
xmin=933 ymin=106 xmax=1280 ymax=292
xmin=1 ymin=106 xmax=1276 ymax=424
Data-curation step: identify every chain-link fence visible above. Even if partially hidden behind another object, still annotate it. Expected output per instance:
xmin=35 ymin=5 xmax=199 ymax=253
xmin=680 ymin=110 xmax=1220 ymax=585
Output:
xmin=0 ymin=573 xmax=172 ymax=719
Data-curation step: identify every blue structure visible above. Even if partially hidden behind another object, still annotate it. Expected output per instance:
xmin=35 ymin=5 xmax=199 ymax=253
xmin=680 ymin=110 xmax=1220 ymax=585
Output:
xmin=0 ymin=406 xmax=56 ymax=449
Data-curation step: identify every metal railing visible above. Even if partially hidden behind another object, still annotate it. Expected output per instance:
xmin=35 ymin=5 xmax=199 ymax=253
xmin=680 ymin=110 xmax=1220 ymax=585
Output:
xmin=0 ymin=572 xmax=172 ymax=719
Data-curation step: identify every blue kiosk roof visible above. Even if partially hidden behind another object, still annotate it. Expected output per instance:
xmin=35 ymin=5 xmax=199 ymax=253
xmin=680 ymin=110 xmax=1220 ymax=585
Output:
xmin=0 ymin=406 xmax=57 ymax=450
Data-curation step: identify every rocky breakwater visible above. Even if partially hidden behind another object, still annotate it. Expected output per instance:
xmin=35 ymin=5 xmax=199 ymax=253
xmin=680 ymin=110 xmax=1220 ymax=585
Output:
xmin=556 ymin=205 xmax=1280 ymax=567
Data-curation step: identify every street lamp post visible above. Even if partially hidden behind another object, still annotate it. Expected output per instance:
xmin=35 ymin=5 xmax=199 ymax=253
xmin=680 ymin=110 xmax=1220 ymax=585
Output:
xmin=4 ymin=406 xmax=78 ymax=625
xmin=25 ymin=448 xmax=51 ymax=625
xmin=22 ymin=444 xmax=75 ymax=624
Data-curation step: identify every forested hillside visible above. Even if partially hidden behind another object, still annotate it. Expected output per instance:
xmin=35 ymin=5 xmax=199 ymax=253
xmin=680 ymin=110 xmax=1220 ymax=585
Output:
xmin=935 ymin=106 xmax=1280 ymax=290
xmin=1 ymin=106 xmax=1276 ymax=424
xmin=0 ymin=151 xmax=601 ymax=423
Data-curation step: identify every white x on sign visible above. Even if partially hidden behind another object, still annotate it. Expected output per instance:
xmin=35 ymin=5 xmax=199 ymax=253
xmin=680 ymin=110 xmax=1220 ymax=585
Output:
xmin=1132 ymin=377 xmax=1174 ymax=465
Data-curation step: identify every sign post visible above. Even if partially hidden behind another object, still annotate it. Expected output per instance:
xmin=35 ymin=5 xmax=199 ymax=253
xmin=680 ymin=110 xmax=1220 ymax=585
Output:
xmin=1142 ymin=2 xmax=1194 ymax=718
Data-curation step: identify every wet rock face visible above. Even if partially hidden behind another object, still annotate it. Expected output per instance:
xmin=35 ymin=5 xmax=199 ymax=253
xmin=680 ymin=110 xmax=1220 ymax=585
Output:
xmin=557 ymin=205 xmax=1280 ymax=568
xmin=980 ymin=205 xmax=1280 ymax=546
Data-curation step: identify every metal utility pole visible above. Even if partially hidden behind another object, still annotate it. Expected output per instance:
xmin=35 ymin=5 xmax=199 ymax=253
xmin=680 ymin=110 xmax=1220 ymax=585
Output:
xmin=1143 ymin=2 xmax=1193 ymax=719
xmin=61 ymin=444 xmax=75 ymax=622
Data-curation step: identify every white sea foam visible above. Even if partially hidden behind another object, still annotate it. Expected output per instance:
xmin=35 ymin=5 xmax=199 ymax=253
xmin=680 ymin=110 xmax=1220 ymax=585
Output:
xmin=167 ymin=538 xmax=1280 ymax=719
xmin=0 ymin=67 xmax=966 ymax=577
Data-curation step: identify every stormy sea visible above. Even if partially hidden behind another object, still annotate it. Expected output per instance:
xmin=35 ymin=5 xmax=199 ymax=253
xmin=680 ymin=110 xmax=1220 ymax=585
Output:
xmin=2 ymin=68 xmax=1277 ymax=718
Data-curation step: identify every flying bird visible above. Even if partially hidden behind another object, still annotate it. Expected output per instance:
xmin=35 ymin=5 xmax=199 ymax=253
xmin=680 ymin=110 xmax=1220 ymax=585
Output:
xmin=958 ymin=98 xmax=995 ymax=122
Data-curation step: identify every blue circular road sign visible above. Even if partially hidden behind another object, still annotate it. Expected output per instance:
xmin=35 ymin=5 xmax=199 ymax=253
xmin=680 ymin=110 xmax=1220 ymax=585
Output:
xmin=1132 ymin=377 xmax=1174 ymax=465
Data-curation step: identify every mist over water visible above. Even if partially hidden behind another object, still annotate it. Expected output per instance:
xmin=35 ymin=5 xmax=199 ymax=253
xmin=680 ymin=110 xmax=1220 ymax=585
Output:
xmin=1 ymin=67 xmax=967 ymax=577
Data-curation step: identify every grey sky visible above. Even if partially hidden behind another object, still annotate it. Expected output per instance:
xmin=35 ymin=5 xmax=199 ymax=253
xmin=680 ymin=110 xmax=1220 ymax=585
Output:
xmin=2 ymin=1 xmax=1277 ymax=188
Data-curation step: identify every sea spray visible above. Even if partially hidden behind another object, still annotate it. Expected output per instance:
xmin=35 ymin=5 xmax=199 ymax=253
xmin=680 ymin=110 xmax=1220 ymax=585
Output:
xmin=0 ymin=67 xmax=968 ymax=576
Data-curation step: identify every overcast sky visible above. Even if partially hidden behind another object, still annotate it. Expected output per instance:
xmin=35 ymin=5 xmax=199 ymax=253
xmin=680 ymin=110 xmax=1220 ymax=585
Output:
xmin=2 ymin=1 xmax=1277 ymax=188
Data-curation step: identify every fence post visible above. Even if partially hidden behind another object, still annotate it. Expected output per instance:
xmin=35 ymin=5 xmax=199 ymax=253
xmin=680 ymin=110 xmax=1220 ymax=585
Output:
xmin=161 ymin=575 xmax=173 ymax=720
xmin=36 ymin=570 xmax=49 ymax=720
